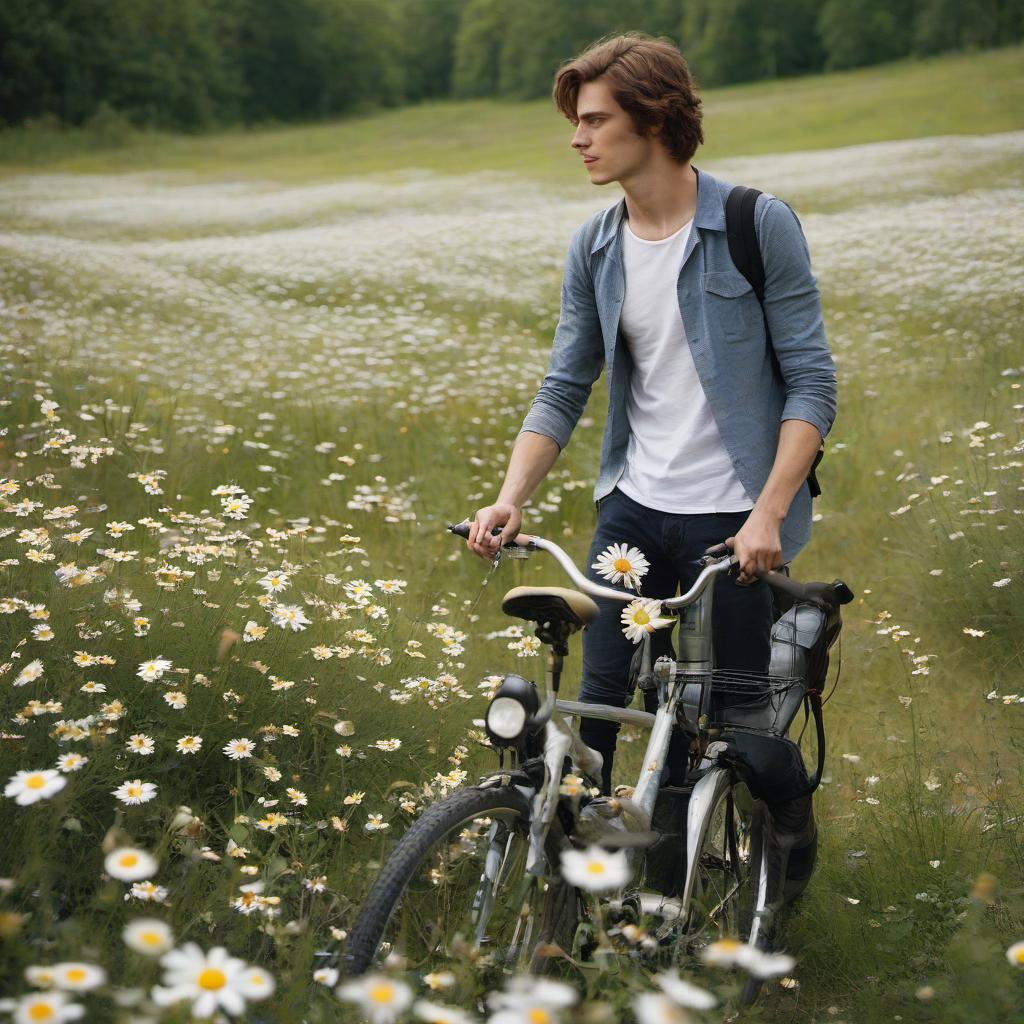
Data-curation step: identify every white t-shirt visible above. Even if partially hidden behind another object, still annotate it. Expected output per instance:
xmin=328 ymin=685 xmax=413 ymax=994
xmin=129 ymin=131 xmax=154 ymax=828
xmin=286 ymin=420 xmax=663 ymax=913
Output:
xmin=616 ymin=218 xmax=753 ymax=513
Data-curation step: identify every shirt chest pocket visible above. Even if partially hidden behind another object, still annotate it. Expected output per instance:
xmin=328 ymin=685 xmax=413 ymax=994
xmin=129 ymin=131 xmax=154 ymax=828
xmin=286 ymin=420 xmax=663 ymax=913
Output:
xmin=702 ymin=270 xmax=765 ymax=343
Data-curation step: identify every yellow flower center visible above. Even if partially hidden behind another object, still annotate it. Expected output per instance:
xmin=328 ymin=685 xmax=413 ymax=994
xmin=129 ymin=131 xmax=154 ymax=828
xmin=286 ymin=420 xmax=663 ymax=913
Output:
xmin=1014 ymin=948 xmax=1024 ymax=964
xmin=127 ymin=785 xmax=142 ymax=797
xmin=29 ymin=1005 xmax=55 ymax=1022
xmin=715 ymin=938 xmax=741 ymax=951
xmin=141 ymin=931 xmax=163 ymax=946
xmin=613 ymin=558 xmax=632 ymax=573
xmin=65 ymin=968 xmax=87 ymax=982
xmin=527 ymin=1010 xmax=551 ymax=1024
xmin=633 ymin=609 xmax=650 ymax=626
xmin=586 ymin=861 xmax=606 ymax=875
xmin=198 ymin=968 xmax=227 ymax=990
xmin=369 ymin=983 xmax=394 ymax=1004
xmin=119 ymin=853 xmax=138 ymax=867
xmin=26 ymin=774 xmax=46 ymax=789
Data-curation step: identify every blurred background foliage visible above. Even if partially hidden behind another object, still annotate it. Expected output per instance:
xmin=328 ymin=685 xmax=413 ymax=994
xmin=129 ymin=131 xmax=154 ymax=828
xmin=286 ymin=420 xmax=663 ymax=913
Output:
xmin=2 ymin=0 xmax=1023 ymax=133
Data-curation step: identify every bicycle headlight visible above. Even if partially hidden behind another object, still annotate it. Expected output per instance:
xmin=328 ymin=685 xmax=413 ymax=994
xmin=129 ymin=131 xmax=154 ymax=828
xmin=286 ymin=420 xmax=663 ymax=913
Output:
xmin=487 ymin=697 xmax=528 ymax=739
xmin=485 ymin=673 xmax=540 ymax=747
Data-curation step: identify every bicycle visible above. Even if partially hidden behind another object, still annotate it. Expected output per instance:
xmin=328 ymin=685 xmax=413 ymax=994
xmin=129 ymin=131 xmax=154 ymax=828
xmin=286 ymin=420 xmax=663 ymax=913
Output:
xmin=343 ymin=523 xmax=852 ymax=1003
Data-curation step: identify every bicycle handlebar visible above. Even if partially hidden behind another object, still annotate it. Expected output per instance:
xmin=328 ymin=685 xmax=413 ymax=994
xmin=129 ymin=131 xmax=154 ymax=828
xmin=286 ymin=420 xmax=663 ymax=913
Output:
xmin=449 ymin=520 xmax=853 ymax=610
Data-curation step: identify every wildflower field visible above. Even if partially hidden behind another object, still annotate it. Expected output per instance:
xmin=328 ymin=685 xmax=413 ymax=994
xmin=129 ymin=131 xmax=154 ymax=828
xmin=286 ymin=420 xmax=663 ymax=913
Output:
xmin=0 ymin=48 xmax=1022 ymax=1024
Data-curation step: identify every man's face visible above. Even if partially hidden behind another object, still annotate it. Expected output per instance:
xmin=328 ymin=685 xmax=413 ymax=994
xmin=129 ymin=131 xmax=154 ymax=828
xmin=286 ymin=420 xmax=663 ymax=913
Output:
xmin=571 ymin=77 xmax=654 ymax=186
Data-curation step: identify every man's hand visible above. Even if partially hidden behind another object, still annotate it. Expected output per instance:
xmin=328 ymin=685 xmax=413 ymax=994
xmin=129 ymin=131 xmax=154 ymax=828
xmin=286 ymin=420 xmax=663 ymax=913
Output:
xmin=467 ymin=502 xmax=522 ymax=560
xmin=726 ymin=509 xmax=784 ymax=584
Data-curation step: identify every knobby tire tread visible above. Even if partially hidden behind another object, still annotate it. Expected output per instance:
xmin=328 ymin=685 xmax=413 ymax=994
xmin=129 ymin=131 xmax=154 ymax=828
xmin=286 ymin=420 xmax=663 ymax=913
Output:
xmin=345 ymin=785 xmax=532 ymax=975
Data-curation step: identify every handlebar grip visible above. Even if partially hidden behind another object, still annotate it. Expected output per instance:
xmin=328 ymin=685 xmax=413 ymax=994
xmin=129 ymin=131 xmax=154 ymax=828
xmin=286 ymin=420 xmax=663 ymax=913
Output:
xmin=757 ymin=570 xmax=854 ymax=607
xmin=447 ymin=521 xmax=473 ymax=540
xmin=702 ymin=542 xmax=852 ymax=607
xmin=447 ymin=520 xmax=526 ymax=549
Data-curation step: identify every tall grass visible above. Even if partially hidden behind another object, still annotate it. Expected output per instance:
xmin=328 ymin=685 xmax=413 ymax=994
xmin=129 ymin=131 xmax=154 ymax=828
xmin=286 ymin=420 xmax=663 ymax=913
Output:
xmin=0 ymin=47 xmax=1022 ymax=1023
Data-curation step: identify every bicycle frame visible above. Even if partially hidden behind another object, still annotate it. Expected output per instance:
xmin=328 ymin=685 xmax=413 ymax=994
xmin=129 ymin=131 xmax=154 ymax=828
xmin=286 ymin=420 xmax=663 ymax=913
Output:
xmin=460 ymin=524 xmax=845 ymax=954
xmin=484 ymin=535 xmax=746 ymax=911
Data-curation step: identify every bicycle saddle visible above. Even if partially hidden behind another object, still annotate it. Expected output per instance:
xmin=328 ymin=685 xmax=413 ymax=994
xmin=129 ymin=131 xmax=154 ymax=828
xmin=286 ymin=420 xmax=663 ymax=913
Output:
xmin=501 ymin=586 xmax=600 ymax=632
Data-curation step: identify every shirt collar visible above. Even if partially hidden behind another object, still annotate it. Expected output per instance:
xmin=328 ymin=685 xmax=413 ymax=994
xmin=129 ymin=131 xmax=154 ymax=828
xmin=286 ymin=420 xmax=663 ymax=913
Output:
xmin=589 ymin=165 xmax=725 ymax=255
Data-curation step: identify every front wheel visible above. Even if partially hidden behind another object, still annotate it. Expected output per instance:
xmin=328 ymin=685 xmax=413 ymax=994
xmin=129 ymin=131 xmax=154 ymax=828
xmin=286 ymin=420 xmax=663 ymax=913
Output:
xmin=344 ymin=785 xmax=576 ymax=978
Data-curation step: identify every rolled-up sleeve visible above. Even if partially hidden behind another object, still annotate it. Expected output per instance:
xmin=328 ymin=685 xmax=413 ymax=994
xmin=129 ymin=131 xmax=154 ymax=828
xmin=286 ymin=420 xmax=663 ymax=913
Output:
xmin=518 ymin=228 xmax=606 ymax=450
xmin=758 ymin=197 xmax=837 ymax=440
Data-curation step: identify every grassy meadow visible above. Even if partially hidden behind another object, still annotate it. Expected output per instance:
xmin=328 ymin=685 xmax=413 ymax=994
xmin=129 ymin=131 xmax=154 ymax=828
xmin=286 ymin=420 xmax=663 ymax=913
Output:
xmin=0 ymin=46 xmax=1022 ymax=1023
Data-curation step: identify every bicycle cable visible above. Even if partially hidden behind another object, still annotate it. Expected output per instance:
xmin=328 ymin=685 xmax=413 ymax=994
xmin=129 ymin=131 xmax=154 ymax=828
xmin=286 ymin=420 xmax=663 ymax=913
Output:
xmin=819 ymin=633 xmax=842 ymax=707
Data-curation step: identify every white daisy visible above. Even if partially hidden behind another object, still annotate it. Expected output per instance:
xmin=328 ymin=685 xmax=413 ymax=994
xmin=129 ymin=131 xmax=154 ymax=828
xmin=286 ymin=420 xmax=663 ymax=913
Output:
xmin=112 ymin=779 xmax=158 ymax=805
xmin=313 ymin=967 xmax=338 ymax=986
xmin=123 ymin=918 xmax=174 ymax=956
xmin=24 ymin=964 xmax=58 ymax=988
xmin=591 ymin=542 xmax=650 ymax=590
xmin=336 ymin=974 xmax=413 ymax=1024
xmin=632 ymin=992 xmax=693 ymax=1024
xmin=654 ymin=970 xmax=717 ymax=1009
xmin=13 ymin=658 xmax=44 ymax=686
xmin=257 ymin=571 xmax=291 ymax=593
xmin=5 ymin=769 xmax=67 ymax=805
xmin=701 ymin=937 xmax=750 ymax=968
xmin=137 ymin=657 xmax=173 ymax=682
xmin=176 ymin=735 xmax=203 ymax=754
xmin=51 ymin=962 xmax=106 ymax=992
xmin=127 ymin=734 xmax=156 ymax=755
xmin=701 ymin=938 xmax=795 ymax=977
xmin=55 ymin=753 xmax=88 ymax=773
xmin=1006 ymin=940 xmax=1024 ymax=965
xmin=744 ymin=948 xmax=797 ymax=978
xmin=270 ymin=604 xmax=311 ymax=631
xmin=620 ymin=598 xmax=674 ymax=644
xmin=12 ymin=991 xmax=84 ymax=1024
xmin=412 ymin=1000 xmax=474 ymax=1024
xmin=151 ymin=942 xmax=271 ymax=1018
xmin=487 ymin=977 xmax=579 ymax=1022
xmin=237 ymin=966 xmax=275 ymax=1000
xmin=130 ymin=881 xmax=168 ymax=903
xmin=559 ymin=845 xmax=631 ymax=893
xmin=223 ymin=738 xmax=255 ymax=760
xmin=105 ymin=847 xmax=159 ymax=882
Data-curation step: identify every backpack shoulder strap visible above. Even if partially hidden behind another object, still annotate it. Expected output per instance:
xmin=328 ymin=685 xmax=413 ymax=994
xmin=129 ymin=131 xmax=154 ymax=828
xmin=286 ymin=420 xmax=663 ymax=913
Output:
xmin=725 ymin=185 xmax=765 ymax=304
xmin=725 ymin=185 xmax=824 ymax=500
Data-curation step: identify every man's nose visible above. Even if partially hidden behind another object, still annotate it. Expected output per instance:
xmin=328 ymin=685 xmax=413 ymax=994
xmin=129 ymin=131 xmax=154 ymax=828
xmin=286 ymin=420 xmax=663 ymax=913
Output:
xmin=571 ymin=125 xmax=589 ymax=150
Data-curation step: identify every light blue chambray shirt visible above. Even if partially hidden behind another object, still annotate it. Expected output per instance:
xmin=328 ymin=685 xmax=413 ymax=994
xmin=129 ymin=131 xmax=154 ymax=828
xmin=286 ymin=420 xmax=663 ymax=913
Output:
xmin=519 ymin=166 xmax=837 ymax=563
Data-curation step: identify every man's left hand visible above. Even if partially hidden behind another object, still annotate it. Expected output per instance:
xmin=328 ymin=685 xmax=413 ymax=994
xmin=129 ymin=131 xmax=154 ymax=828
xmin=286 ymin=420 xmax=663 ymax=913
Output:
xmin=726 ymin=511 xmax=784 ymax=584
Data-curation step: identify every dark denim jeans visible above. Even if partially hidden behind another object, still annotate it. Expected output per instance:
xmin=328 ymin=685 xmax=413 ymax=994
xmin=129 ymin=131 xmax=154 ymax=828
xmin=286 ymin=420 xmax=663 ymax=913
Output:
xmin=579 ymin=487 xmax=774 ymax=792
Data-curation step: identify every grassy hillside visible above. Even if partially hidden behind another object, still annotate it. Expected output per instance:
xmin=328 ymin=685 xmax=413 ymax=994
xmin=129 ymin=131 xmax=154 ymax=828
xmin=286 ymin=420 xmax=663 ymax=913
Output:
xmin=0 ymin=40 xmax=1021 ymax=1024
xmin=0 ymin=46 xmax=1021 ymax=182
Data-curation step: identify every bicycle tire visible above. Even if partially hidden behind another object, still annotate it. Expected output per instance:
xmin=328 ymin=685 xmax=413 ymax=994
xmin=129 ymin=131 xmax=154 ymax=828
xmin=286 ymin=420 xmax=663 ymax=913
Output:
xmin=344 ymin=785 xmax=575 ymax=977
xmin=739 ymin=824 xmax=817 ymax=1007
xmin=689 ymin=787 xmax=758 ymax=938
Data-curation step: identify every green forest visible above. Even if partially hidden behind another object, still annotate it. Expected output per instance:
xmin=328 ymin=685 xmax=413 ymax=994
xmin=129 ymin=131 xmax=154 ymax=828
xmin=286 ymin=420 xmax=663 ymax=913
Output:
xmin=2 ymin=0 xmax=1023 ymax=132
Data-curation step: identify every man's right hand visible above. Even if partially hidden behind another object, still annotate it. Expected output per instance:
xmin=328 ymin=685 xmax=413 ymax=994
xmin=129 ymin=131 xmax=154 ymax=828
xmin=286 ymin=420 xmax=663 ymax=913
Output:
xmin=467 ymin=502 xmax=522 ymax=560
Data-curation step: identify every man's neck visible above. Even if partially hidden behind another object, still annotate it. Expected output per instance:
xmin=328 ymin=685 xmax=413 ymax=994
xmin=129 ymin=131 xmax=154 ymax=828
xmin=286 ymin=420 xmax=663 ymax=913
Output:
xmin=621 ymin=160 xmax=697 ymax=242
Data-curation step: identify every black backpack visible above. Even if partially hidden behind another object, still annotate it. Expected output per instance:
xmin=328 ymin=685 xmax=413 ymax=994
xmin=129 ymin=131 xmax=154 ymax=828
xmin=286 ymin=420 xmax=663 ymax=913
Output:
xmin=725 ymin=186 xmax=823 ymax=499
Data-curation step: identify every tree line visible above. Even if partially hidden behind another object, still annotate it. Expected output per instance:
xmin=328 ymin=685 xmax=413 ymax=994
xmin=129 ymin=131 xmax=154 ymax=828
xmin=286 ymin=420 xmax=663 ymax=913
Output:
xmin=2 ymin=0 xmax=1022 ymax=131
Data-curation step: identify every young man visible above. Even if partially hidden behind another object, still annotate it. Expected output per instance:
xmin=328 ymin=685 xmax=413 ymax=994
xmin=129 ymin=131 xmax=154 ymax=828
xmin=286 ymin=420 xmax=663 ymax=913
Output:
xmin=467 ymin=34 xmax=836 ymax=795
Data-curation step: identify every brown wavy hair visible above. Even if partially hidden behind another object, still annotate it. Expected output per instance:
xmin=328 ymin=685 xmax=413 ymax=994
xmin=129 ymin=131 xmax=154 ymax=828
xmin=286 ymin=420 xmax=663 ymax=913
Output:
xmin=552 ymin=33 xmax=704 ymax=165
